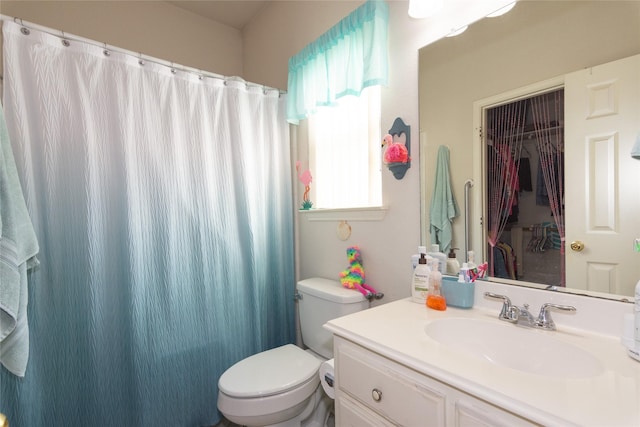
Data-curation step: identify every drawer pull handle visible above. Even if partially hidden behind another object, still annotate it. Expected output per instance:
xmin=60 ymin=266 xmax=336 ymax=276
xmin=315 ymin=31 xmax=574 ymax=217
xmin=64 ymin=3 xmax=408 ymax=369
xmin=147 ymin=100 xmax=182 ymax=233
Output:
xmin=372 ymin=388 xmax=382 ymax=402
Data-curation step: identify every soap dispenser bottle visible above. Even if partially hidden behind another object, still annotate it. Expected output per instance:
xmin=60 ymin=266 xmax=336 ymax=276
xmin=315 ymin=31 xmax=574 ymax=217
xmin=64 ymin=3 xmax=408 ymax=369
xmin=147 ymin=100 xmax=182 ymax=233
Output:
xmin=446 ymin=248 xmax=460 ymax=275
xmin=428 ymin=244 xmax=447 ymax=275
xmin=411 ymin=253 xmax=431 ymax=304
xmin=411 ymin=245 xmax=428 ymax=270
xmin=426 ymin=259 xmax=446 ymax=311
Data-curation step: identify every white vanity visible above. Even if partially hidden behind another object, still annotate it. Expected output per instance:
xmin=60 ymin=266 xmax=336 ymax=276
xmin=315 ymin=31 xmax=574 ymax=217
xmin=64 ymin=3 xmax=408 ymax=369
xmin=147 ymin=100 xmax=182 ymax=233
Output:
xmin=324 ymin=281 xmax=640 ymax=426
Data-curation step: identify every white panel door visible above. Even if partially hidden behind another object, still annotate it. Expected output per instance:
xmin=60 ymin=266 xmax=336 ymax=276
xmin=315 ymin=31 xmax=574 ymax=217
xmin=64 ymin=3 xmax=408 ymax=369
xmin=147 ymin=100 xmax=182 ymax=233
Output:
xmin=564 ymin=54 xmax=640 ymax=296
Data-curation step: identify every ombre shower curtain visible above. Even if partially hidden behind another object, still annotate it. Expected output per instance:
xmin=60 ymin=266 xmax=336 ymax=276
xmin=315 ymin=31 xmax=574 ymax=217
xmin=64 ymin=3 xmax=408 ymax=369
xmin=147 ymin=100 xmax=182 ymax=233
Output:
xmin=0 ymin=20 xmax=295 ymax=426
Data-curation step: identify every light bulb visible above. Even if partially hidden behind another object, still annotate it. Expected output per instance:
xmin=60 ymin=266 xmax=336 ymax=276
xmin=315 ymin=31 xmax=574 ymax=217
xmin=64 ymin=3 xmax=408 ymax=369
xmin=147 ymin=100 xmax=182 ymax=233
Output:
xmin=408 ymin=0 xmax=444 ymax=19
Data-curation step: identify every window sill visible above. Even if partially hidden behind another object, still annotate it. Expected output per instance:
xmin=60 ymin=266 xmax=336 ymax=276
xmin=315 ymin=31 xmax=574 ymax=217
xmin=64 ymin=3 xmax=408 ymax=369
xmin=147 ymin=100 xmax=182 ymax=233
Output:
xmin=298 ymin=206 xmax=388 ymax=222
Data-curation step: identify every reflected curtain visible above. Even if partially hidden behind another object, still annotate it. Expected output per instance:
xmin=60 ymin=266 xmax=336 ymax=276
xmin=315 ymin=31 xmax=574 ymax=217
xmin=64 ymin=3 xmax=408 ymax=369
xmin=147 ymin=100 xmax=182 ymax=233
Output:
xmin=486 ymin=100 xmax=526 ymax=276
xmin=531 ymin=90 xmax=565 ymax=286
xmin=1 ymin=20 xmax=295 ymax=426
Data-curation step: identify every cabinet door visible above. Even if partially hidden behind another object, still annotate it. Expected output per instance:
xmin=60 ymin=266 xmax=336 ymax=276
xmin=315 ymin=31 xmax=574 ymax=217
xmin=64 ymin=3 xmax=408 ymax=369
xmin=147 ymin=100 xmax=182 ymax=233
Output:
xmin=336 ymin=394 xmax=396 ymax=427
xmin=452 ymin=397 xmax=541 ymax=427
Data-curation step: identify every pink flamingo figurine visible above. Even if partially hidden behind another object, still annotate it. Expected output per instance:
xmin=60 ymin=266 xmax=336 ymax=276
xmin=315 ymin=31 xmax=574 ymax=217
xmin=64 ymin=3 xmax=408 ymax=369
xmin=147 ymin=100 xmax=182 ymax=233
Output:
xmin=295 ymin=160 xmax=313 ymax=209
xmin=382 ymin=133 xmax=409 ymax=164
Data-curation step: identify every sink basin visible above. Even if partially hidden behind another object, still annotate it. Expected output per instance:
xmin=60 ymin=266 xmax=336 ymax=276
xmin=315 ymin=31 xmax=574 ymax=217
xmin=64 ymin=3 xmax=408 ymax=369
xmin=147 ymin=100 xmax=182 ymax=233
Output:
xmin=425 ymin=317 xmax=604 ymax=378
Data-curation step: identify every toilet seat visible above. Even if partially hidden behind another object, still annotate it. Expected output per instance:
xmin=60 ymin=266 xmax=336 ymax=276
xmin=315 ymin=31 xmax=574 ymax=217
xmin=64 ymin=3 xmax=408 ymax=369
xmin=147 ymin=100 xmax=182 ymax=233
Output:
xmin=219 ymin=344 xmax=321 ymax=398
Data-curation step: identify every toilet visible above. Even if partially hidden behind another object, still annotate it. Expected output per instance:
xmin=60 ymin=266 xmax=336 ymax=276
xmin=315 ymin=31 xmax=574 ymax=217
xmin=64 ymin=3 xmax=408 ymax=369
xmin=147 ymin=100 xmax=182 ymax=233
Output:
xmin=217 ymin=277 xmax=369 ymax=427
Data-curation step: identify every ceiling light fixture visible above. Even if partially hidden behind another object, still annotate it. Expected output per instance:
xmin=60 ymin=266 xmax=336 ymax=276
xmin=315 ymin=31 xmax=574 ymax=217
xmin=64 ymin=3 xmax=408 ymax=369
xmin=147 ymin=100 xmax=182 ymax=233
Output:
xmin=486 ymin=1 xmax=516 ymax=18
xmin=408 ymin=0 xmax=444 ymax=19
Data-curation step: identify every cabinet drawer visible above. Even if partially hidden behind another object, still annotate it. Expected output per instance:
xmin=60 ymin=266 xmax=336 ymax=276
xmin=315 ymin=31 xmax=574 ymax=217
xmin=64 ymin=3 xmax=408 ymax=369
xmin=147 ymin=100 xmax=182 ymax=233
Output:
xmin=336 ymin=394 xmax=396 ymax=427
xmin=336 ymin=338 xmax=446 ymax=426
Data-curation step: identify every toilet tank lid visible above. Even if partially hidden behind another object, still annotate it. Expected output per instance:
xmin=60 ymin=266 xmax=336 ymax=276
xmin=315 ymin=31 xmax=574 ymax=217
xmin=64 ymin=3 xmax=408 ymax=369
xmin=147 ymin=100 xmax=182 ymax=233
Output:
xmin=297 ymin=277 xmax=367 ymax=303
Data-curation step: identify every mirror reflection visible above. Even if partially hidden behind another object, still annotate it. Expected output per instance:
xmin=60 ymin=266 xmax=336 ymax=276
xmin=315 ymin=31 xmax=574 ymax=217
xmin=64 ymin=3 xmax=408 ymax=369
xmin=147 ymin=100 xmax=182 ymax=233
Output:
xmin=484 ymin=89 xmax=565 ymax=287
xmin=419 ymin=1 xmax=640 ymax=299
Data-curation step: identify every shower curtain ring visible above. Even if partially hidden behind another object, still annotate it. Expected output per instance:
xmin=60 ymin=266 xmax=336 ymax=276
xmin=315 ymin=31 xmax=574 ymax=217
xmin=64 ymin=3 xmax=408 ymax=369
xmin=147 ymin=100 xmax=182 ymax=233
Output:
xmin=18 ymin=18 xmax=30 ymax=35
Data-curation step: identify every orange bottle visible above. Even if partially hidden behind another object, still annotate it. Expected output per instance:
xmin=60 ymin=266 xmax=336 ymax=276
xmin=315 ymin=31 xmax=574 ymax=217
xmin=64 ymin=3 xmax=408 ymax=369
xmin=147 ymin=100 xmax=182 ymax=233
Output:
xmin=426 ymin=259 xmax=447 ymax=311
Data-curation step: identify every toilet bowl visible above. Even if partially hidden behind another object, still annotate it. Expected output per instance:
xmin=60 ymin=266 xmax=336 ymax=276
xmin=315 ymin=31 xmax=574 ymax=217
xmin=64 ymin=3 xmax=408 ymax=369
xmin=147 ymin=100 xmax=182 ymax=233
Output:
xmin=217 ymin=344 xmax=324 ymax=427
xmin=217 ymin=278 xmax=369 ymax=426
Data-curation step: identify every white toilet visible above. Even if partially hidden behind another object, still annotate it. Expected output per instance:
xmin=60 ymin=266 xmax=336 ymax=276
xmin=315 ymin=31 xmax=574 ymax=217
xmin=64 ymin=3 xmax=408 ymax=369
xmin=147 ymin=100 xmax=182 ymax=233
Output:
xmin=217 ymin=277 xmax=369 ymax=427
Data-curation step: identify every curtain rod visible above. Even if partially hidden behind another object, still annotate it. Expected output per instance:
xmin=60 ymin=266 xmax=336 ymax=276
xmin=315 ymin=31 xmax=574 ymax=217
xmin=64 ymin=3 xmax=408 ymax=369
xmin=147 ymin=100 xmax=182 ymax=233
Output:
xmin=0 ymin=14 xmax=286 ymax=95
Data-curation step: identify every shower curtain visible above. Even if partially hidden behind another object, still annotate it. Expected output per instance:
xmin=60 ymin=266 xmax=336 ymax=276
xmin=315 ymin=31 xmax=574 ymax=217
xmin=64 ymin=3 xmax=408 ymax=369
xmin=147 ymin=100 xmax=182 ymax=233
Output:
xmin=0 ymin=20 xmax=295 ymax=426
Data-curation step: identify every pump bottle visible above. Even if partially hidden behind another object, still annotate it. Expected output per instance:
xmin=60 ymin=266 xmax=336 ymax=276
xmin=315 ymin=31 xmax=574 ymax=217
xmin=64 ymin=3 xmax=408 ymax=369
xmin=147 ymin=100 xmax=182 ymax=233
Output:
xmin=428 ymin=244 xmax=447 ymax=275
xmin=446 ymin=248 xmax=460 ymax=275
xmin=426 ymin=259 xmax=446 ymax=311
xmin=411 ymin=253 xmax=431 ymax=304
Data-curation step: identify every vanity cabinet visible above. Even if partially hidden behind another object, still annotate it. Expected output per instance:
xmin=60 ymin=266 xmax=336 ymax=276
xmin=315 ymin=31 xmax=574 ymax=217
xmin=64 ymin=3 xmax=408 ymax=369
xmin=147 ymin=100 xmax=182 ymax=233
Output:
xmin=334 ymin=336 xmax=539 ymax=427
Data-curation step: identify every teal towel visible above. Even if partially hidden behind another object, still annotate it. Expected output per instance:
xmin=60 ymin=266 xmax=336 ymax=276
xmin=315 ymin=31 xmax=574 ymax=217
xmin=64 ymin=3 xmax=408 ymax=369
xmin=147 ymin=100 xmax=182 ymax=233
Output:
xmin=429 ymin=145 xmax=459 ymax=253
xmin=0 ymin=103 xmax=39 ymax=377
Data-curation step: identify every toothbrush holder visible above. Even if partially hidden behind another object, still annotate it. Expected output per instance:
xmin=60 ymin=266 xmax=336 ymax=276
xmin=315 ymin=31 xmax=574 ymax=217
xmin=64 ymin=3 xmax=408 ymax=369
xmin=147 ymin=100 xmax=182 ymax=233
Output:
xmin=441 ymin=276 xmax=475 ymax=309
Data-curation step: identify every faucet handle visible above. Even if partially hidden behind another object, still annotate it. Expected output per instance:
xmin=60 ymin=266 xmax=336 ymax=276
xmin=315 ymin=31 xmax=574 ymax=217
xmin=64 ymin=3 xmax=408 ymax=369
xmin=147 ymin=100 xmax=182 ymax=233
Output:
xmin=484 ymin=292 xmax=515 ymax=321
xmin=536 ymin=303 xmax=577 ymax=330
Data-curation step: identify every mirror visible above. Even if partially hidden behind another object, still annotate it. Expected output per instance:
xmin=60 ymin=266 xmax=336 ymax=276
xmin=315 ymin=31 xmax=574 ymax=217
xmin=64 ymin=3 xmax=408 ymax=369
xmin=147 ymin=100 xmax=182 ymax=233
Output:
xmin=419 ymin=1 xmax=640 ymax=301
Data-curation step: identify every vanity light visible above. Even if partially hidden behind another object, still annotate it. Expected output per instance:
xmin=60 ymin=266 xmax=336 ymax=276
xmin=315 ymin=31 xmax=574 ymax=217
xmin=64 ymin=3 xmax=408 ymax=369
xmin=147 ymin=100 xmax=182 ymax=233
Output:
xmin=408 ymin=0 xmax=443 ymax=19
xmin=486 ymin=1 xmax=516 ymax=18
xmin=446 ymin=26 xmax=468 ymax=37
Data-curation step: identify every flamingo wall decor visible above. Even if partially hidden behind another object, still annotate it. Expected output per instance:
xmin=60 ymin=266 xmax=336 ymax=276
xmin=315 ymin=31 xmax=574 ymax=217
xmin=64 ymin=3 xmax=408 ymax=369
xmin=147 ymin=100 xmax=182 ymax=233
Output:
xmin=296 ymin=160 xmax=313 ymax=210
xmin=382 ymin=117 xmax=411 ymax=180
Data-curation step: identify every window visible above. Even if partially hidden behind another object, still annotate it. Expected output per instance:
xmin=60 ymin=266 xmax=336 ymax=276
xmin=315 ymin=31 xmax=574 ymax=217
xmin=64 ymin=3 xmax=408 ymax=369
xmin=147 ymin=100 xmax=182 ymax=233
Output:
xmin=307 ymin=86 xmax=382 ymax=209
xmin=286 ymin=0 xmax=388 ymax=212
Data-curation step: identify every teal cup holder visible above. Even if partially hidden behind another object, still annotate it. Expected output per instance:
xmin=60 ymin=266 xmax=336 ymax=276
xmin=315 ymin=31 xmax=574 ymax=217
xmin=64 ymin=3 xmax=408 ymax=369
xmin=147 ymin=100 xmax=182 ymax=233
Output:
xmin=441 ymin=276 xmax=475 ymax=308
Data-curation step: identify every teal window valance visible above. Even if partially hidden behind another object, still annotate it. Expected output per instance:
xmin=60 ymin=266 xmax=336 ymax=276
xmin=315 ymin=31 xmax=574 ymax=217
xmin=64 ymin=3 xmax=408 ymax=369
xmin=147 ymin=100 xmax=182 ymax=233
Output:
xmin=286 ymin=0 xmax=389 ymax=124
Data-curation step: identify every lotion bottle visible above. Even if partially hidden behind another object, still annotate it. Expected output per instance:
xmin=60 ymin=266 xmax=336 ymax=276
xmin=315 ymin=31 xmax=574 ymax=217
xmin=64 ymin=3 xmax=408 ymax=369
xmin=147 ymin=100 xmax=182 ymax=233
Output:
xmin=427 ymin=259 xmax=446 ymax=310
xmin=446 ymin=248 xmax=460 ymax=275
xmin=428 ymin=244 xmax=447 ymax=275
xmin=411 ymin=245 xmax=428 ymax=270
xmin=411 ymin=253 xmax=431 ymax=304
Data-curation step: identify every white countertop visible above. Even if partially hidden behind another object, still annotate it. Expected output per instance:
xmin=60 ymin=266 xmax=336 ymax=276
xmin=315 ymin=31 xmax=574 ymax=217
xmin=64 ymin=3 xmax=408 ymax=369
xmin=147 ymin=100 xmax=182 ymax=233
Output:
xmin=325 ymin=297 xmax=640 ymax=427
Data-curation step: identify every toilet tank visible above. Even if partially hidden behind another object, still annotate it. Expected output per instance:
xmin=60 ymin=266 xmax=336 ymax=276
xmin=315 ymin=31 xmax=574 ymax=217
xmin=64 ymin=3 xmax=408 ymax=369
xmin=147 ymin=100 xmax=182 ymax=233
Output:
xmin=297 ymin=277 xmax=369 ymax=359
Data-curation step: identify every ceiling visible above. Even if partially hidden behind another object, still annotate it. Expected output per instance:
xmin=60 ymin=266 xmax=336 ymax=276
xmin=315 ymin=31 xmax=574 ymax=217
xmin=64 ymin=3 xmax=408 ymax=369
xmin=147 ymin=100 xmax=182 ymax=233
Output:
xmin=167 ymin=1 xmax=269 ymax=30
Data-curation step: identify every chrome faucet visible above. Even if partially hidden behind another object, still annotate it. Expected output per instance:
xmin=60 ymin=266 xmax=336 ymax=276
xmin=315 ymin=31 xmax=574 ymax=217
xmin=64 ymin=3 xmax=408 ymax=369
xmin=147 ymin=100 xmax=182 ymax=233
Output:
xmin=484 ymin=292 xmax=576 ymax=330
